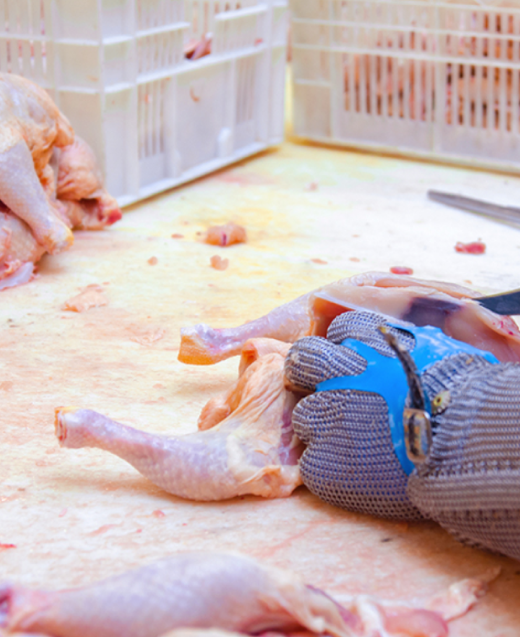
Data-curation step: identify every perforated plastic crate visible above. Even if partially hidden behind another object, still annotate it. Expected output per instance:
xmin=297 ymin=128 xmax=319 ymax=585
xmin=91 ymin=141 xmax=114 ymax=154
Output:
xmin=291 ymin=0 xmax=520 ymax=173
xmin=0 ymin=0 xmax=287 ymax=205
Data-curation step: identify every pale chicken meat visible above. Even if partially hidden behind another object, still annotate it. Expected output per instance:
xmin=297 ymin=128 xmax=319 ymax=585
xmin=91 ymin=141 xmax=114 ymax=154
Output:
xmin=0 ymin=552 xmax=497 ymax=637
xmin=178 ymin=272 xmax=520 ymax=365
xmin=0 ymin=73 xmax=121 ymax=285
xmin=55 ymin=339 xmax=303 ymax=501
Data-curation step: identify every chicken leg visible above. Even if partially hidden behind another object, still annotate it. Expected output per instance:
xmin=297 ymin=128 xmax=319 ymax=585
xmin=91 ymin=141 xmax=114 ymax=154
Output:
xmin=55 ymin=340 xmax=303 ymax=501
xmin=0 ymin=140 xmax=73 ymax=254
xmin=0 ymin=553 xmax=498 ymax=637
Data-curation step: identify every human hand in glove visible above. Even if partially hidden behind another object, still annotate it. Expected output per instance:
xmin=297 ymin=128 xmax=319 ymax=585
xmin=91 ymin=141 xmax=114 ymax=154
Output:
xmin=284 ymin=310 xmax=520 ymax=561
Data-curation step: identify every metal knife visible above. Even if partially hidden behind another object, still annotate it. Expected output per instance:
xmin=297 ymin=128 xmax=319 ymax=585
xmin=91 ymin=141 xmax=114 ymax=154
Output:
xmin=474 ymin=289 xmax=520 ymax=315
xmin=427 ymin=190 xmax=520 ymax=226
xmin=425 ymin=190 xmax=520 ymax=314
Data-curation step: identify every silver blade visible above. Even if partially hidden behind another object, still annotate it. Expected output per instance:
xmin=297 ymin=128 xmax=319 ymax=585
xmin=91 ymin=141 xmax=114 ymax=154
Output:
xmin=427 ymin=190 xmax=520 ymax=226
xmin=475 ymin=289 xmax=520 ymax=315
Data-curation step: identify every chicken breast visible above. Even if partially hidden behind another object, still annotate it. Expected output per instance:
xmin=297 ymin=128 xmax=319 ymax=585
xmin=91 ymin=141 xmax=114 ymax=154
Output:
xmin=55 ymin=339 xmax=303 ymax=501
xmin=178 ymin=272 xmax=520 ymax=365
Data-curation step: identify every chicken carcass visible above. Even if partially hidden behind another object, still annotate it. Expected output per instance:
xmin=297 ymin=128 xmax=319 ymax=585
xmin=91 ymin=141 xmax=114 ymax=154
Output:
xmin=0 ymin=73 xmax=74 ymax=254
xmin=0 ymin=73 xmax=121 ymax=285
xmin=178 ymin=272 xmax=520 ymax=365
xmin=0 ymin=552 xmax=497 ymax=637
xmin=55 ymin=339 xmax=303 ymax=501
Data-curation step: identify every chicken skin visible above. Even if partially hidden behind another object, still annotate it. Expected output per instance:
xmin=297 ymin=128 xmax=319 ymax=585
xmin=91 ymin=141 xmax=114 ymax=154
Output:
xmin=0 ymin=73 xmax=121 ymax=285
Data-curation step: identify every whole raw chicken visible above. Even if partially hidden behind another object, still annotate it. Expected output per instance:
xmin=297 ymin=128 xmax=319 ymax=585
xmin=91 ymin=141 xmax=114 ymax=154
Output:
xmin=0 ymin=73 xmax=121 ymax=287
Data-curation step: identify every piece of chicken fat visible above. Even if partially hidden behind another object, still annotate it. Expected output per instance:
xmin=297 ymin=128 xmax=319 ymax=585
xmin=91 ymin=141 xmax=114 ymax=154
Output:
xmin=54 ymin=339 xmax=303 ymax=501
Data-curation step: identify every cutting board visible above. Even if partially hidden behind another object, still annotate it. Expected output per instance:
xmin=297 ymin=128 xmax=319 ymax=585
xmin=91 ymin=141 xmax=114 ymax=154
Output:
xmin=1 ymin=141 xmax=520 ymax=636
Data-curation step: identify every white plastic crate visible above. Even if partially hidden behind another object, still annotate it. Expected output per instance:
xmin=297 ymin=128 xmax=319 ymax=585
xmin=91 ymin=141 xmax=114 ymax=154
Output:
xmin=291 ymin=0 xmax=520 ymax=173
xmin=0 ymin=0 xmax=287 ymax=205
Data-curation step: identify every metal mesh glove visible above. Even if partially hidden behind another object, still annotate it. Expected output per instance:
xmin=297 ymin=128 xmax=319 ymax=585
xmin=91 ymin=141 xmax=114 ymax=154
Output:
xmin=408 ymin=362 xmax=520 ymax=560
xmin=284 ymin=311 xmax=501 ymax=524
xmin=285 ymin=311 xmax=425 ymax=520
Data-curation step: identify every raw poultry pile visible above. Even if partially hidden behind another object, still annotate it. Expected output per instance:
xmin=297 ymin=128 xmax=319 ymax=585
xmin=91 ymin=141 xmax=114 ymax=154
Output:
xmin=343 ymin=10 xmax=520 ymax=129
xmin=0 ymin=73 xmax=121 ymax=288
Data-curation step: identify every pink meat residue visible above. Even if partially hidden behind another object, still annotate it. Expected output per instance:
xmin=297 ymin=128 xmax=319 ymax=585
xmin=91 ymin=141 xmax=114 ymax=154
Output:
xmin=205 ymin=222 xmax=247 ymax=247
xmin=455 ymin=241 xmax=486 ymax=254
xmin=210 ymin=255 xmax=229 ymax=271
xmin=390 ymin=266 xmax=414 ymax=275
xmin=63 ymin=284 xmax=109 ymax=312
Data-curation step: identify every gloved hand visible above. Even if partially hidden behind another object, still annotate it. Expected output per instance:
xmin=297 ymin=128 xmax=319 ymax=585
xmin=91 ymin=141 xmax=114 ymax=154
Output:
xmin=284 ymin=310 xmax=520 ymax=560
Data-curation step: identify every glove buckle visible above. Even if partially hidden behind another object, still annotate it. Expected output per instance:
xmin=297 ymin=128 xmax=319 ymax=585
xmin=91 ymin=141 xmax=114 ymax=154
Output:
xmin=403 ymin=408 xmax=432 ymax=464
xmin=380 ymin=326 xmax=433 ymax=465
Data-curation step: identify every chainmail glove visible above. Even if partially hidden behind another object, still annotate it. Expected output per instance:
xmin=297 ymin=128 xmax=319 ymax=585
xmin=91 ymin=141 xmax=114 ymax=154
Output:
xmin=285 ymin=310 xmax=520 ymax=561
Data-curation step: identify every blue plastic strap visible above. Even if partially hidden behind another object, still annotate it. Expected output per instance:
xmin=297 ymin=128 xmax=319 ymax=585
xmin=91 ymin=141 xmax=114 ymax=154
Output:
xmin=316 ymin=324 xmax=499 ymax=475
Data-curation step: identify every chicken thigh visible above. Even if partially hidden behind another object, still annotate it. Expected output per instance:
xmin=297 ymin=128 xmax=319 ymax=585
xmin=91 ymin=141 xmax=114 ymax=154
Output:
xmin=55 ymin=339 xmax=303 ymax=501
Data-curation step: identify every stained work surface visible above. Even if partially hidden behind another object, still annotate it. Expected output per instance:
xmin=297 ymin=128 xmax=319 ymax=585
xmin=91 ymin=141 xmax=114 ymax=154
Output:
xmin=1 ymin=142 xmax=520 ymax=635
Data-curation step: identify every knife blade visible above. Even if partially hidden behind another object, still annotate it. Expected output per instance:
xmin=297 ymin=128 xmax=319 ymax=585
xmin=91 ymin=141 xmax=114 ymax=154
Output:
xmin=427 ymin=190 xmax=520 ymax=226
xmin=475 ymin=289 xmax=520 ymax=315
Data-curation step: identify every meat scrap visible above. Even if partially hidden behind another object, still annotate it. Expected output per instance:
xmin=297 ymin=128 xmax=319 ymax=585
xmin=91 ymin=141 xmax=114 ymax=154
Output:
xmin=210 ymin=255 xmax=229 ymax=271
xmin=0 ymin=552 xmax=497 ymax=637
xmin=455 ymin=241 xmax=486 ymax=255
xmin=129 ymin=326 xmax=165 ymax=347
xmin=55 ymin=339 xmax=302 ymax=501
xmin=390 ymin=266 xmax=413 ymax=275
xmin=63 ymin=285 xmax=109 ymax=313
xmin=0 ymin=74 xmax=121 ymax=288
xmin=184 ymin=34 xmax=212 ymax=61
xmin=178 ymin=272 xmax=520 ymax=366
xmin=205 ymin=222 xmax=247 ymax=247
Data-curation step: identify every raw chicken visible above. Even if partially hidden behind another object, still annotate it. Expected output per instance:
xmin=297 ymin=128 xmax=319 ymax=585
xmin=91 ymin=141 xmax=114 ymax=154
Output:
xmin=0 ymin=552 xmax=497 ymax=637
xmin=178 ymin=272 xmax=520 ymax=365
xmin=0 ymin=74 xmax=121 ymax=285
xmin=55 ymin=339 xmax=303 ymax=501
xmin=54 ymin=136 xmax=122 ymax=230
xmin=205 ymin=222 xmax=247 ymax=247
xmin=0 ymin=73 xmax=74 ymax=253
